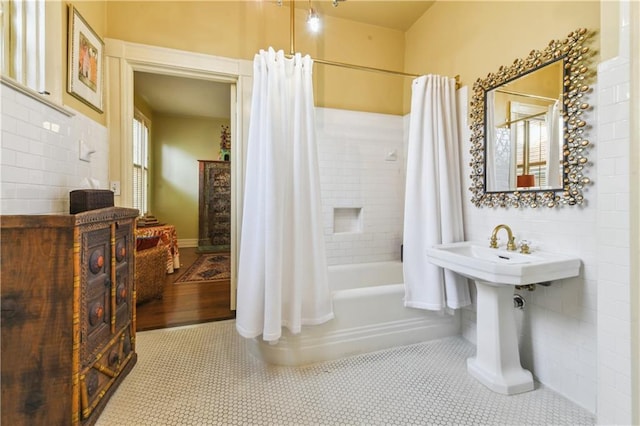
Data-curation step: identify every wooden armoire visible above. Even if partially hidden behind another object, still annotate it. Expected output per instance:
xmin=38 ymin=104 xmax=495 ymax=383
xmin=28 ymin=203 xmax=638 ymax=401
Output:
xmin=198 ymin=160 xmax=231 ymax=250
xmin=1 ymin=207 xmax=139 ymax=425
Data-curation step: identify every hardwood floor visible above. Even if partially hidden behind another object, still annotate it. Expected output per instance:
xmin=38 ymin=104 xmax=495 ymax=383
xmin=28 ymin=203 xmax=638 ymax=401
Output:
xmin=136 ymin=247 xmax=235 ymax=331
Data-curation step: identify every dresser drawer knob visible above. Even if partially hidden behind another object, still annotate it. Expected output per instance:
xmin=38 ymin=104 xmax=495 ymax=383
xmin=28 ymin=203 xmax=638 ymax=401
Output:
xmin=89 ymin=303 xmax=104 ymax=326
xmin=89 ymin=251 xmax=104 ymax=274
xmin=109 ymin=350 xmax=121 ymax=367
xmin=116 ymin=284 xmax=127 ymax=304
xmin=115 ymin=241 xmax=126 ymax=262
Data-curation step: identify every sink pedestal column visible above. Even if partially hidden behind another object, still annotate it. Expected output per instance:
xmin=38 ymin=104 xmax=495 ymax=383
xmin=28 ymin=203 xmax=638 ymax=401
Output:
xmin=467 ymin=280 xmax=534 ymax=395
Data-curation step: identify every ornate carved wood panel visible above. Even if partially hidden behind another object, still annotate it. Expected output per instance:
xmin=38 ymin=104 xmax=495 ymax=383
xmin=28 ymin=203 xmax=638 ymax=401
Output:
xmin=198 ymin=160 xmax=231 ymax=250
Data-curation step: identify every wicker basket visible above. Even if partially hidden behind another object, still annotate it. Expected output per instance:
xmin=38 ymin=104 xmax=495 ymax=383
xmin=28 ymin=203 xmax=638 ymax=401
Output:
xmin=69 ymin=189 xmax=114 ymax=214
xmin=135 ymin=243 xmax=167 ymax=304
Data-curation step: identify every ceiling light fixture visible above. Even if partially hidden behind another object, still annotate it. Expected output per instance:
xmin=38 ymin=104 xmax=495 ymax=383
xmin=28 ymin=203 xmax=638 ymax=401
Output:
xmin=307 ymin=2 xmax=320 ymax=33
xmin=332 ymin=0 xmax=346 ymax=7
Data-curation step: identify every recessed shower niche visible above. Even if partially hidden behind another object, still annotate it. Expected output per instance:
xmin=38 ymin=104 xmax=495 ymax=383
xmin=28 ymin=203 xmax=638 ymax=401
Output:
xmin=333 ymin=207 xmax=362 ymax=234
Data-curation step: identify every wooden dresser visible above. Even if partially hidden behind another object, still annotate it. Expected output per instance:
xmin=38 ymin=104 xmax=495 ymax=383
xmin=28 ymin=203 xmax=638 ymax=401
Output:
xmin=1 ymin=207 xmax=139 ymax=425
xmin=198 ymin=160 xmax=231 ymax=250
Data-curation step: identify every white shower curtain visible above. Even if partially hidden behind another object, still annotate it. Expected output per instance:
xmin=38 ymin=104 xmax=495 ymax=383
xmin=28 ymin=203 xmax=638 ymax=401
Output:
xmin=236 ymin=48 xmax=334 ymax=342
xmin=403 ymin=75 xmax=470 ymax=311
xmin=485 ymin=90 xmax=498 ymax=191
xmin=545 ymin=100 xmax=562 ymax=188
xmin=509 ymin=121 xmax=518 ymax=189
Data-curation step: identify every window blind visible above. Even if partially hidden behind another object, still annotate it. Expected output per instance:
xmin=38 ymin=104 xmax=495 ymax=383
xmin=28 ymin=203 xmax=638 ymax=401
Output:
xmin=133 ymin=113 xmax=149 ymax=215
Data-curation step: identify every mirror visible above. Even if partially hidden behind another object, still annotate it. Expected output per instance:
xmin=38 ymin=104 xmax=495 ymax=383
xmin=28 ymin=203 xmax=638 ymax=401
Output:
xmin=486 ymin=60 xmax=563 ymax=192
xmin=469 ymin=28 xmax=594 ymax=208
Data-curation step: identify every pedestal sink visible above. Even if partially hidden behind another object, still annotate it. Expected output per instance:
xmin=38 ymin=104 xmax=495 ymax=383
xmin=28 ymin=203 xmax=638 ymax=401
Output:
xmin=426 ymin=241 xmax=580 ymax=395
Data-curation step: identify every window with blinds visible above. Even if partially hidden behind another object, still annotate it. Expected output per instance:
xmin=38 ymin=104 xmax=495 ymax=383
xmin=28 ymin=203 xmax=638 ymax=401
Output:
xmin=1 ymin=0 xmax=46 ymax=93
xmin=514 ymin=115 xmax=548 ymax=187
xmin=133 ymin=112 xmax=150 ymax=215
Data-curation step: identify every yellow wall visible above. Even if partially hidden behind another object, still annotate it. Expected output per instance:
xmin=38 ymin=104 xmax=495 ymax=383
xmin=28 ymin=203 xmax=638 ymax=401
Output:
xmin=600 ymin=0 xmax=620 ymax=61
xmin=492 ymin=60 xmax=563 ymax=125
xmin=509 ymin=60 xmax=564 ymax=100
xmin=105 ymin=1 xmax=406 ymax=115
xmin=61 ymin=1 xmax=107 ymax=125
xmin=151 ymin=113 xmax=230 ymax=241
xmin=62 ymin=2 xmax=605 ymax=120
xmin=404 ymin=1 xmax=600 ymax=113
xmin=134 ymin=93 xmax=153 ymax=121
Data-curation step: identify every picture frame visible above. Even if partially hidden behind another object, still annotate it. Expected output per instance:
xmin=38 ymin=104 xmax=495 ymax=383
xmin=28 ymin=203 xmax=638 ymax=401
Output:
xmin=67 ymin=5 xmax=104 ymax=113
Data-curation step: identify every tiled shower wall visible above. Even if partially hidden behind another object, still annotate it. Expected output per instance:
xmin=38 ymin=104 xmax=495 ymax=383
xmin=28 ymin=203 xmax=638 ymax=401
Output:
xmin=316 ymin=108 xmax=405 ymax=266
xmin=1 ymin=83 xmax=109 ymax=215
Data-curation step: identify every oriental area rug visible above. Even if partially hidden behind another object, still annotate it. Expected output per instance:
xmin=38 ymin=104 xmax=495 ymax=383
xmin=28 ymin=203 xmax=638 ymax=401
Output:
xmin=174 ymin=253 xmax=230 ymax=284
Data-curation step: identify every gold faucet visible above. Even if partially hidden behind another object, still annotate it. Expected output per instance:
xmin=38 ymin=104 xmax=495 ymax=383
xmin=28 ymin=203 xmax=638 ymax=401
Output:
xmin=490 ymin=224 xmax=517 ymax=251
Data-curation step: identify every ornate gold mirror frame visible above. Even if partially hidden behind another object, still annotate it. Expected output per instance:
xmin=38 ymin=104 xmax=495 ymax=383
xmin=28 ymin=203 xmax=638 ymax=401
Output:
xmin=469 ymin=28 xmax=594 ymax=208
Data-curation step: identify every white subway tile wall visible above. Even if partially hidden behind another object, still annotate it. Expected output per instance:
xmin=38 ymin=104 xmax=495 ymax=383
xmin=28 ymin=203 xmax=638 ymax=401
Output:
xmin=1 ymin=84 xmax=108 ymax=215
xmin=595 ymin=2 xmax=634 ymax=423
xmin=316 ymin=108 xmax=404 ymax=266
xmin=452 ymin=86 xmax=599 ymax=413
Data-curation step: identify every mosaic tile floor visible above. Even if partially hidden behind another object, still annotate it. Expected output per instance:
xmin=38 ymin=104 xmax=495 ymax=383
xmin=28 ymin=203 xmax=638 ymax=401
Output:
xmin=97 ymin=320 xmax=595 ymax=425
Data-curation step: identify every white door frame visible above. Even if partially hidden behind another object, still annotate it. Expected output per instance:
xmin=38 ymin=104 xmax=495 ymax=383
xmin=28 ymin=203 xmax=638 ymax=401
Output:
xmin=105 ymin=39 xmax=252 ymax=310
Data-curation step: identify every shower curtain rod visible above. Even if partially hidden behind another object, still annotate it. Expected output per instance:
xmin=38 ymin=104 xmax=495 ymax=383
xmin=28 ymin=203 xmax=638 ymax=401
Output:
xmin=285 ymin=0 xmax=460 ymax=88
xmin=496 ymin=110 xmax=547 ymax=128
xmin=495 ymin=88 xmax=558 ymax=102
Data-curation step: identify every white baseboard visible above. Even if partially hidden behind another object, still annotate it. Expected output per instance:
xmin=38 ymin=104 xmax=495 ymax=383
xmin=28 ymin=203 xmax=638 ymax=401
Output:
xmin=178 ymin=238 xmax=198 ymax=248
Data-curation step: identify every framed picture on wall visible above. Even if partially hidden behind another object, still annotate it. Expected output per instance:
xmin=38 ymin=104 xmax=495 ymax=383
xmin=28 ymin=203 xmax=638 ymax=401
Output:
xmin=67 ymin=5 xmax=104 ymax=113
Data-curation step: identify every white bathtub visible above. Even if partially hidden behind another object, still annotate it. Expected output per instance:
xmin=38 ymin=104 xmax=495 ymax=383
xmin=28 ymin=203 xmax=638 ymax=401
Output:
xmin=248 ymin=261 xmax=460 ymax=366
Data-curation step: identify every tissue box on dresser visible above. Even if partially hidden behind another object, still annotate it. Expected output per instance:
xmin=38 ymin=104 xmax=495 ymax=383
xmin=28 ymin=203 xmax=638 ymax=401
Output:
xmin=69 ymin=189 xmax=114 ymax=214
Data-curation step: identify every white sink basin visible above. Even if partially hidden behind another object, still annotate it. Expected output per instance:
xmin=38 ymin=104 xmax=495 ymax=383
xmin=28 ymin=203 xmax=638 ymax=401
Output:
xmin=426 ymin=240 xmax=581 ymax=395
xmin=426 ymin=241 xmax=581 ymax=285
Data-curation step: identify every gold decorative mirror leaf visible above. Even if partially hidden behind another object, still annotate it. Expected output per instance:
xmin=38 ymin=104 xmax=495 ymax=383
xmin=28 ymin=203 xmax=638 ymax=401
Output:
xmin=469 ymin=28 xmax=595 ymax=208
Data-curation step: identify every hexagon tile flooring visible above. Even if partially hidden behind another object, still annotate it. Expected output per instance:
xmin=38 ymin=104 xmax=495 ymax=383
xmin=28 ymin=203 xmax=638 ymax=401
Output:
xmin=97 ymin=320 xmax=595 ymax=425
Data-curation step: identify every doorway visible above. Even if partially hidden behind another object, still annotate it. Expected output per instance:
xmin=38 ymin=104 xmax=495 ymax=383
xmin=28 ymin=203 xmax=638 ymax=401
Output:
xmin=105 ymin=39 xmax=252 ymax=328
xmin=133 ymin=71 xmax=232 ymax=249
xmin=133 ymin=72 xmax=234 ymax=330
